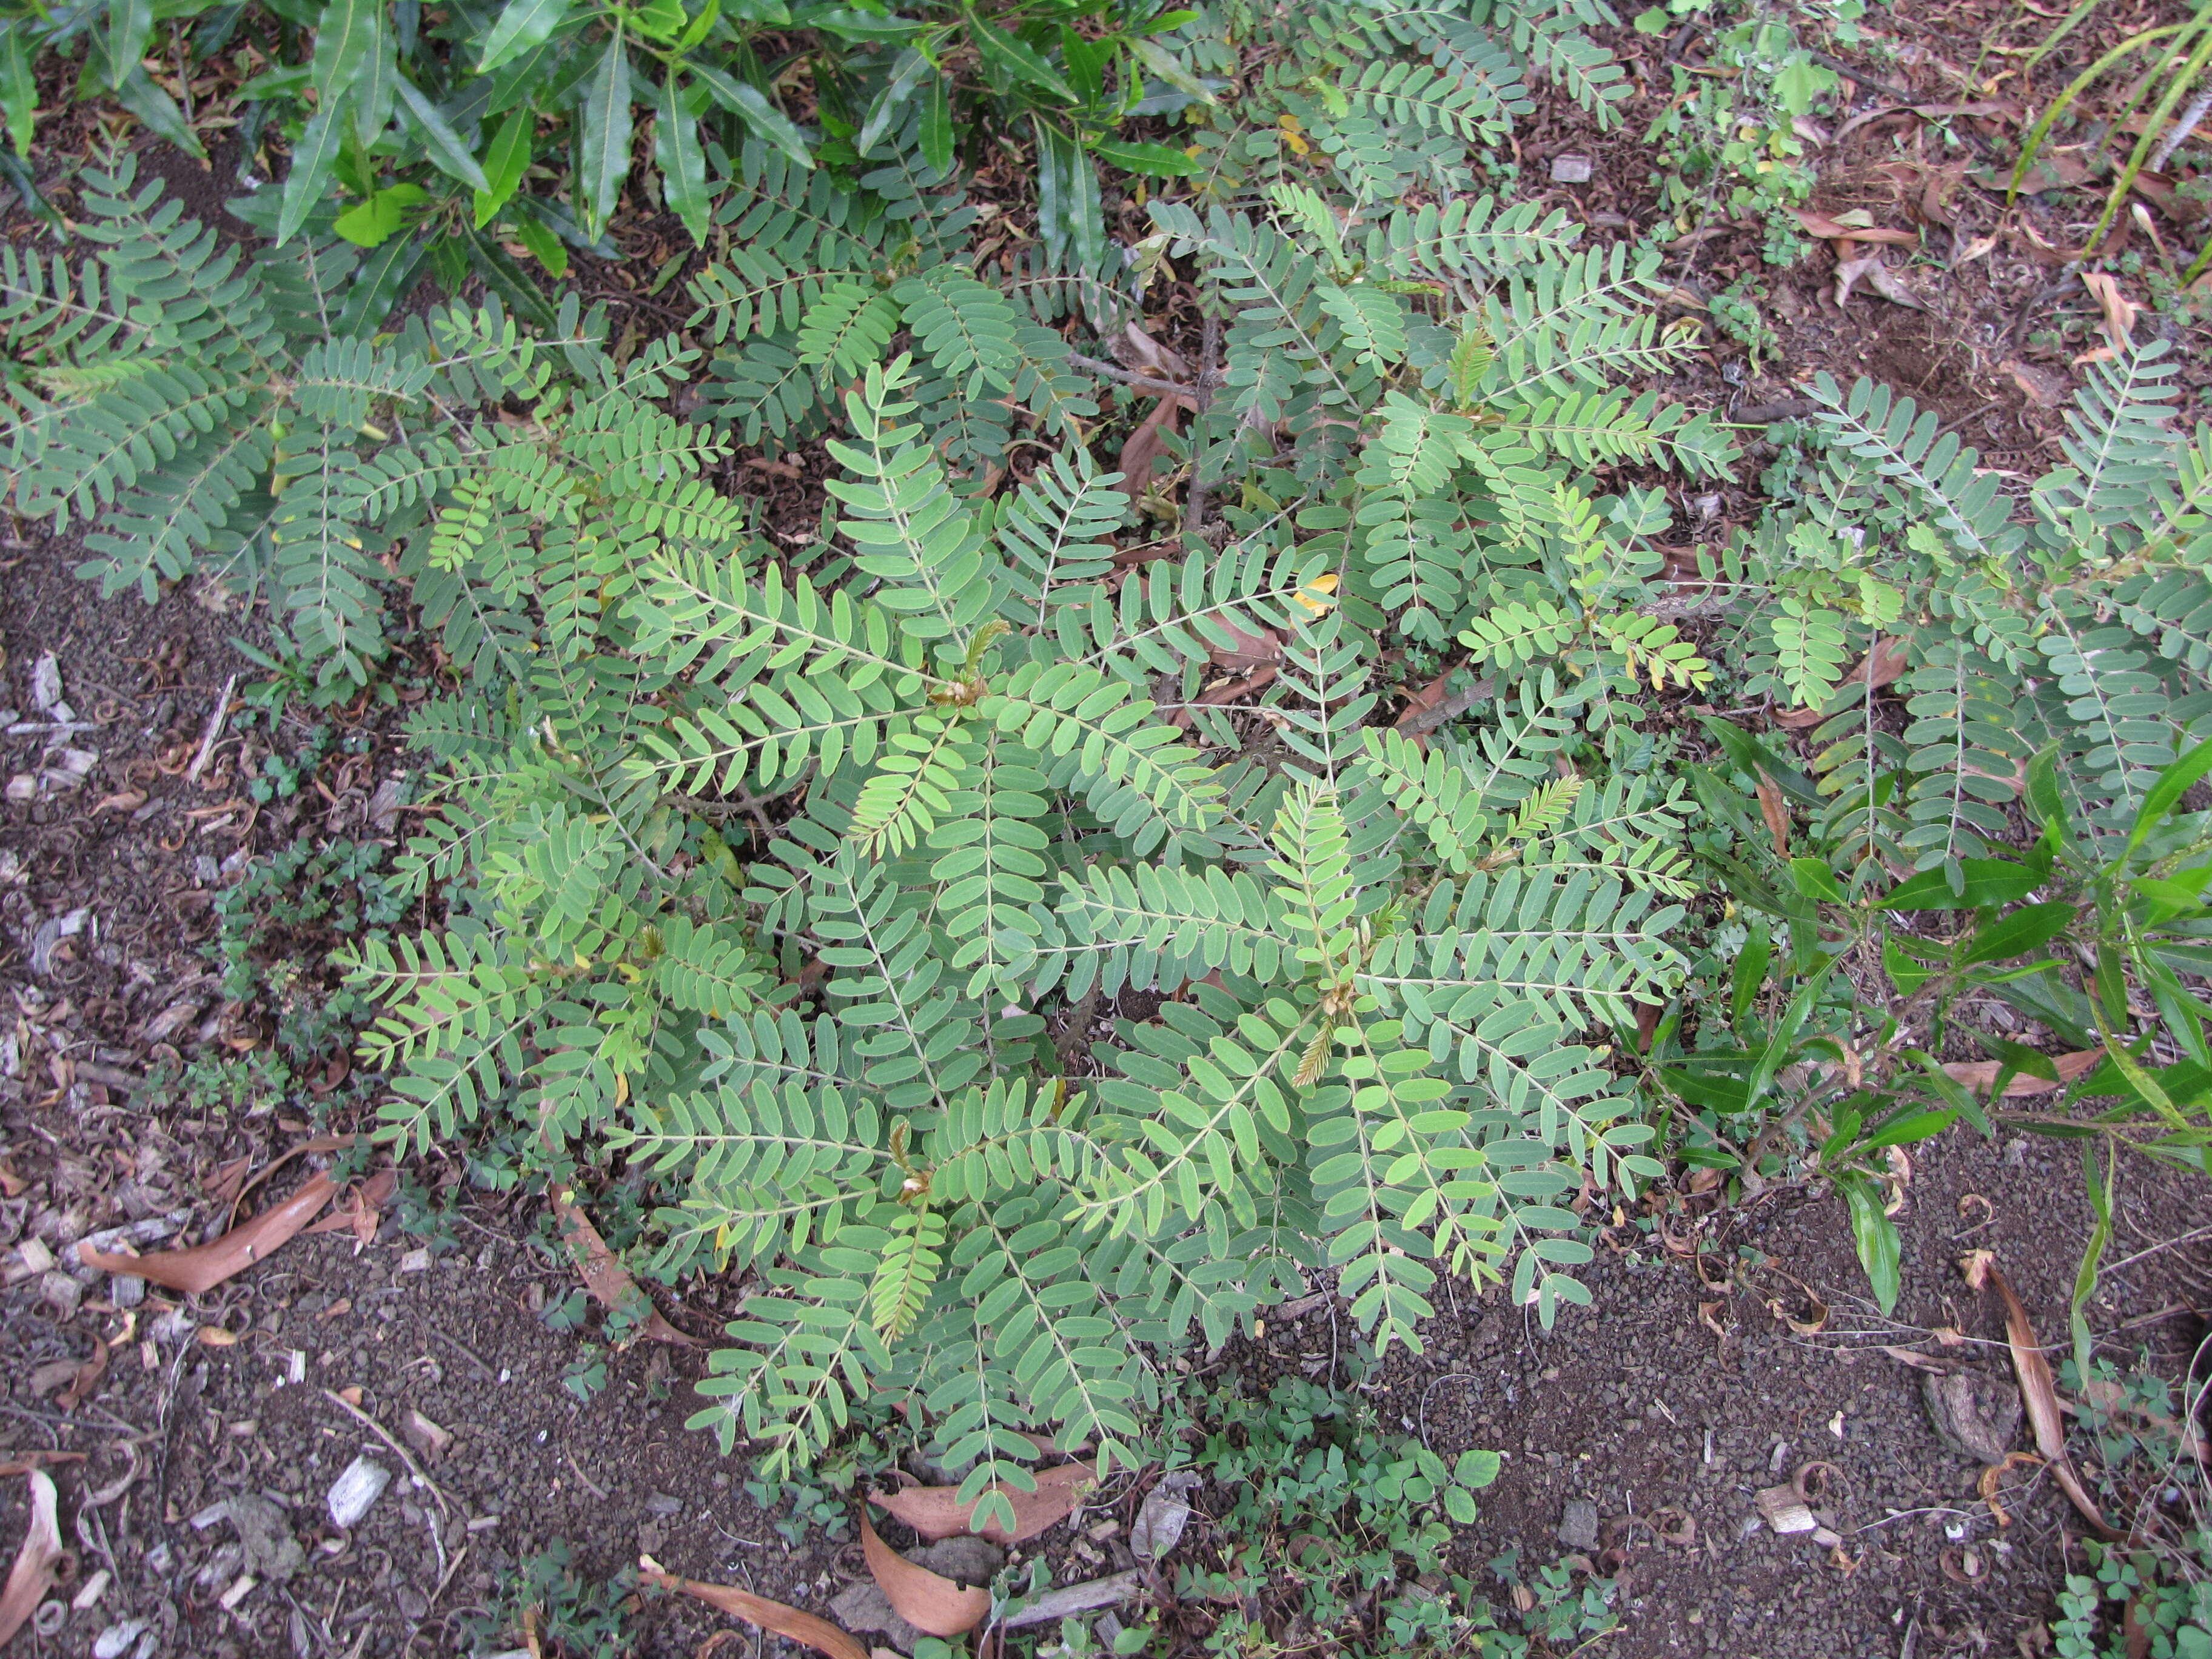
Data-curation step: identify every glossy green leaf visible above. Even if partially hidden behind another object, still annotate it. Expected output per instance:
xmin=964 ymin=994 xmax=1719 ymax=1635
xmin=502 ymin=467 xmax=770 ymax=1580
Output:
xmin=276 ymin=104 xmax=344 ymax=243
xmin=857 ymin=46 xmax=931 ymax=155
xmin=577 ymin=31 xmax=633 ymax=240
xmin=1840 ymin=1175 xmax=1901 ymax=1313
xmin=1960 ymin=900 xmax=2075 ymax=967
xmin=1090 ymin=138 xmax=1199 ymax=177
xmin=309 ymin=0 xmax=380 ymax=106
xmin=0 ymin=32 xmax=32 ymax=158
xmin=917 ymin=75 xmax=951 ymax=173
xmin=333 ymin=182 xmax=429 ymax=247
xmin=1881 ymin=859 xmax=2042 ymax=911
xmin=654 ymin=73 xmax=709 ymax=246
xmin=473 ymin=107 xmax=533 ymax=226
xmin=477 ymin=0 xmax=571 ymax=74
xmin=511 ymin=212 xmax=569 ymax=276
xmin=105 ymin=0 xmax=154 ymax=91
xmin=689 ymin=61 xmax=811 ymax=166
xmin=395 ymin=75 xmax=490 ymax=192
xmin=975 ymin=23 xmax=1076 ymax=102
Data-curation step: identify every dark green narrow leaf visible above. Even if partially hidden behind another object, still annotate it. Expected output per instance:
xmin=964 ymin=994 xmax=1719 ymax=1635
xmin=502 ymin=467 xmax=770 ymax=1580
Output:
xmin=277 ymin=102 xmax=346 ymax=244
xmin=654 ymin=73 xmax=709 ymax=246
xmin=333 ymin=227 xmax=431 ymax=337
xmin=0 ymin=32 xmax=31 ymax=158
xmin=309 ymin=0 xmax=379 ymax=106
xmin=105 ymin=0 xmax=154 ymax=92
xmin=857 ymin=46 xmax=931 ymax=155
xmin=474 ymin=107 xmax=533 ymax=226
xmin=577 ymin=28 xmax=633 ymax=240
xmin=689 ymin=61 xmax=811 ymax=167
xmin=113 ymin=65 xmax=207 ymax=159
xmin=917 ymin=75 xmax=951 ymax=175
xmin=974 ymin=22 xmax=1076 ymax=102
xmin=477 ymin=0 xmax=571 ymax=73
xmin=350 ymin=8 xmax=397 ymax=146
xmin=1840 ymin=1175 xmax=1901 ymax=1313
xmin=395 ymin=74 xmax=491 ymax=192
xmin=463 ymin=228 xmax=558 ymax=326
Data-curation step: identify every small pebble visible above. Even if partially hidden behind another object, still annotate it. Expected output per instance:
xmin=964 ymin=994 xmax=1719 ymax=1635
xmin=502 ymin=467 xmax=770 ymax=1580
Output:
xmin=1549 ymin=154 xmax=1594 ymax=184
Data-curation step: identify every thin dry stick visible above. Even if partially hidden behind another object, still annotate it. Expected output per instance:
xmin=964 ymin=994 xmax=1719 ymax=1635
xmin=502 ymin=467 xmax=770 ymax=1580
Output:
xmin=1182 ymin=312 xmax=1224 ymax=540
xmin=186 ymin=672 xmax=238 ymax=785
xmin=320 ymin=1388 xmax=452 ymax=1522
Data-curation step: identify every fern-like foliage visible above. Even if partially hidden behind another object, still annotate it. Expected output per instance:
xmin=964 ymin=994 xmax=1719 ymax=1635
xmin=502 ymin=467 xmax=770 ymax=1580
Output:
xmin=2 ymin=151 xmax=597 ymax=686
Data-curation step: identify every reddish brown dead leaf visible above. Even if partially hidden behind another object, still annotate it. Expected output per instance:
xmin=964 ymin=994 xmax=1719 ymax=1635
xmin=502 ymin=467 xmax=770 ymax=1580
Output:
xmin=2080 ymin=271 xmax=2139 ymax=353
xmin=861 ymin=1514 xmax=991 ymax=1637
xmin=1754 ymin=774 xmax=1790 ymax=857
xmin=1775 ymin=637 xmax=1909 ymax=728
xmin=1115 ymin=400 xmax=1182 ymax=499
xmin=1979 ymin=1260 xmax=2113 ymax=1535
xmin=93 ymin=788 xmax=147 ymax=814
xmin=79 ymin=1170 xmax=337 ymax=1293
xmin=0 ymin=1468 xmax=65 ymax=1647
xmin=1940 ymin=1049 xmax=2100 ymax=1098
xmin=641 ymin=1568 xmax=868 ymax=1659
xmin=2004 ymin=359 xmax=2072 ymax=409
xmin=55 ymin=1337 xmax=107 ymax=1411
xmin=304 ymin=1169 xmax=397 ymax=1244
xmin=1205 ymin=623 xmax=1281 ymax=673
xmin=869 ymin=1463 xmax=1099 ymax=1545
xmin=551 ymin=1188 xmax=700 ymax=1347
xmin=1794 ymin=210 xmax=1919 ymax=244
xmin=0 ymin=1453 xmax=83 ymax=1480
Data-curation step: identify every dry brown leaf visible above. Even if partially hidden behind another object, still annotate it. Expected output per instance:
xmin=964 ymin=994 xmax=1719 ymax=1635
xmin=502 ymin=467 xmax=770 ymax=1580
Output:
xmin=93 ymin=789 xmax=147 ymax=814
xmin=1205 ymin=623 xmax=1281 ymax=673
xmin=1940 ymin=1048 xmax=2101 ymax=1098
xmin=861 ymin=1515 xmax=991 ymax=1637
xmin=79 ymin=1170 xmax=337 ymax=1293
xmin=870 ymin=1464 xmax=1099 ymax=1545
xmin=0 ymin=1453 xmax=83 ymax=1480
xmin=1115 ymin=400 xmax=1182 ymax=500
xmin=1861 ymin=261 xmax=1928 ymax=310
xmin=55 ymin=1338 xmax=107 ymax=1410
xmin=303 ymin=1170 xmax=397 ymax=1244
xmin=2080 ymin=271 xmax=2138 ymax=354
xmin=1755 ymin=774 xmax=1790 ymax=857
xmin=551 ymin=1188 xmax=700 ymax=1347
xmin=1794 ymin=210 xmax=1919 ymax=244
xmin=641 ymin=1567 xmax=868 ymax=1659
xmin=1776 ymin=637 xmax=1909 ymax=728
xmin=0 ymin=1468 xmax=65 ymax=1646
xmin=1833 ymin=100 xmax=2010 ymax=143
xmin=2005 ymin=360 xmax=2071 ymax=409
xmin=1979 ymin=1261 xmax=2113 ymax=1535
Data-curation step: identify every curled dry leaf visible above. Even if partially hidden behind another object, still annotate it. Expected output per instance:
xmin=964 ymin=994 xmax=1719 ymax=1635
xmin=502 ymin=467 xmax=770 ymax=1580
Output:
xmin=2080 ymin=271 xmax=2138 ymax=352
xmin=0 ymin=1468 xmax=67 ymax=1647
xmin=641 ymin=1567 xmax=868 ymax=1659
xmin=304 ymin=1170 xmax=398 ymax=1244
xmin=1976 ymin=1259 xmax=2113 ymax=1535
xmin=868 ymin=1463 xmax=1099 ymax=1545
xmin=1940 ymin=1049 xmax=2100 ymax=1098
xmin=1794 ymin=210 xmax=1919 ymax=244
xmin=1205 ymin=623 xmax=1282 ymax=674
xmin=860 ymin=1515 xmax=990 ymax=1637
xmin=1754 ymin=774 xmax=1790 ymax=857
xmin=1131 ymin=1470 xmax=1202 ymax=1563
xmin=1978 ymin=1449 xmax=2046 ymax=1527
xmin=0 ymin=1453 xmax=84 ymax=1480
xmin=79 ymin=1171 xmax=337 ymax=1293
xmin=551 ymin=1188 xmax=700 ymax=1347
